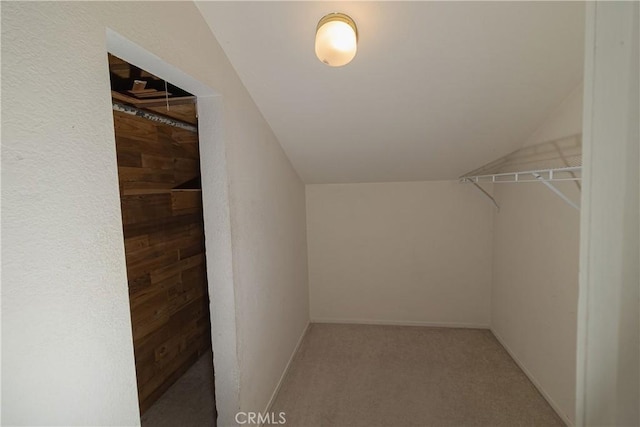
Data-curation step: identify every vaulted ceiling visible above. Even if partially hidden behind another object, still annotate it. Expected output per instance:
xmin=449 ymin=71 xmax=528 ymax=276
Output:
xmin=197 ymin=1 xmax=585 ymax=183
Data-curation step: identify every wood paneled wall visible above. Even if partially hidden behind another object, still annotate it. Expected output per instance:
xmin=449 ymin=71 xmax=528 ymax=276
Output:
xmin=113 ymin=109 xmax=212 ymax=414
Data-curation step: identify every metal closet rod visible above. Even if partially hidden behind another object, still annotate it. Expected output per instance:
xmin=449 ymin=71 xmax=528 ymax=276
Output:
xmin=112 ymin=101 xmax=197 ymax=132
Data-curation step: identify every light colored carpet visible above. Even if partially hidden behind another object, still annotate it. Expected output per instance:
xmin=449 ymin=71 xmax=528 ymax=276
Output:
xmin=141 ymin=351 xmax=216 ymax=427
xmin=268 ymin=323 xmax=565 ymax=427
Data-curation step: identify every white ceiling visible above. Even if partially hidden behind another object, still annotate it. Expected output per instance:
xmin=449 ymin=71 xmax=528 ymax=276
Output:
xmin=197 ymin=1 xmax=585 ymax=184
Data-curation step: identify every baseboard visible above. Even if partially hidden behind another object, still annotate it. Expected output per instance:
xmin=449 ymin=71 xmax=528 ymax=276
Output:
xmin=260 ymin=321 xmax=310 ymax=423
xmin=311 ymin=317 xmax=490 ymax=329
xmin=490 ymin=329 xmax=573 ymax=426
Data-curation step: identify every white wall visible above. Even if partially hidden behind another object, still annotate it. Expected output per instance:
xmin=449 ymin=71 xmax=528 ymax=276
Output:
xmin=307 ymin=181 xmax=493 ymax=327
xmin=223 ymin=73 xmax=310 ymax=416
xmin=491 ymin=86 xmax=583 ymax=426
xmin=491 ymin=85 xmax=582 ymax=424
xmin=577 ymin=2 xmax=639 ymax=426
xmin=523 ymin=84 xmax=584 ymax=148
xmin=1 ymin=2 xmax=309 ymax=426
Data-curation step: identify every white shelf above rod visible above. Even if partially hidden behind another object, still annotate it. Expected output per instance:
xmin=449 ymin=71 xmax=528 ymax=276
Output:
xmin=459 ymin=135 xmax=582 ymax=211
xmin=460 ymin=166 xmax=581 ymax=211
xmin=461 ymin=166 xmax=581 ymax=183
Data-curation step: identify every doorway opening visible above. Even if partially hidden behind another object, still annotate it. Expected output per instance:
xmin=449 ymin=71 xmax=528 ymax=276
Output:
xmin=108 ymin=53 xmax=217 ymax=426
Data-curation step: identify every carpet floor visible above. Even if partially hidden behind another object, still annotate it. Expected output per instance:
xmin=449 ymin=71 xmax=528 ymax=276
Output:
xmin=267 ymin=323 xmax=565 ymax=427
xmin=141 ymin=351 xmax=216 ymax=427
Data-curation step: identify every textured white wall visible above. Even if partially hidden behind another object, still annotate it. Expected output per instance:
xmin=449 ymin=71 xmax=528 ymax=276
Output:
xmin=221 ymin=60 xmax=310 ymax=417
xmin=307 ymin=181 xmax=493 ymax=327
xmin=1 ymin=2 xmax=308 ymax=426
xmin=577 ymin=2 xmax=639 ymax=425
xmin=491 ymin=87 xmax=583 ymax=425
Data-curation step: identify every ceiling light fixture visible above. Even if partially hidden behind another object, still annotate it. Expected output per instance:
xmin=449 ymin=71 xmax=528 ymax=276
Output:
xmin=315 ymin=13 xmax=358 ymax=67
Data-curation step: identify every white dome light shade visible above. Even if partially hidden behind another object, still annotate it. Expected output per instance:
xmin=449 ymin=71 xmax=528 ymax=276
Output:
xmin=315 ymin=13 xmax=358 ymax=67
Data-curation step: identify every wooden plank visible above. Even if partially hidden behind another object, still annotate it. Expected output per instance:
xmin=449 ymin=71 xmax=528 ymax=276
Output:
xmin=169 ymin=268 xmax=206 ymax=316
xmin=112 ymin=91 xmax=138 ymax=105
xmin=120 ymin=181 xmax=176 ymax=192
xmin=113 ymin=90 xmax=196 ymax=108
xmin=174 ymin=158 xmax=199 ymax=173
xmin=116 ymin=135 xmax=173 ymax=158
xmin=141 ymin=154 xmax=174 ymax=170
xmin=136 ymin=297 xmax=209 ymax=389
xmin=171 ymin=128 xmax=199 ymax=144
xmin=131 ymin=96 xmax=196 ymax=108
xmin=150 ymin=253 xmax=204 ymax=284
xmin=126 ymin=249 xmax=178 ymax=283
xmin=180 ymin=241 xmax=205 ymax=260
xmin=148 ymin=228 xmax=199 ymax=249
xmin=147 ymin=222 xmax=195 ymax=246
xmin=182 ymin=264 xmax=206 ymax=287
xmin=120 ymin=193 xmax=173 ymax=225
xmin=124 ymin=235 xmax=149 ymax=253
xmin=134 ymin=320 xmax=170 ymax=362
xmin=121 ymin=189 xmax=172 ymax=196
xmin=108 ymin=54 xmax=131 ymax=79
xmin=174 ymin=158 xmax=200 ymax=186
xmin=130 ymin=291 xmax=170 ymax=341
xmin=126 ymin=243 xmax=179 ymax=270
xmin=189 ymin=223 xmax=205 ymax=238
xmin=118 ymin=167 xmax=175 ymax=186
xmin=147 ymin=104 xmax=198 ymax=126
xmin=127 ymin=236 xmax=199 ymax=276
xmin=172 ymin=141 xmax=199 ymax=160
xmin=141 ymin=287 xmax=204 ymax=334
xmin=123 ymin=212 xmax=202 ymax=239
xmin=117 ymin=150 xmax=142 ymax=168
xmin=172 ymin=208 xmax=200 ymax=217
xmin=128 ymin=90 xmax=171 ymax=99
xmin=152 ymin=341 xmax=187 ymax=382
xmin=113 ymin=111 xmax=157 ymax=143
xmin=171 ymin=190 xmax=201 ymax=211
xmin=182 ymin=265 xmax=206 ymax=294
xmin=130 ymin=274 xmax=181 ymax=313
xmin=128 ymin=273 xmax=151 ymax=296
xmin=166 ymin=296 xmax=208 ymax=338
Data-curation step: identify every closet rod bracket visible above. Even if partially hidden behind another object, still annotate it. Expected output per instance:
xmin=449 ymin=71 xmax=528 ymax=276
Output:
xmin=465 ymin=180 xmax=500 ymax=210
xmin=531 ymin=173 xmax=580 ymax=211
